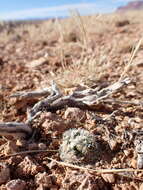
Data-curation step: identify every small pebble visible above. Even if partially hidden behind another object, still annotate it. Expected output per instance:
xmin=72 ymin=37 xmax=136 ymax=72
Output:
xmin=101 ymin=173 xmax=115 ymax=183
xmin=38 ymin=143 xmax=47 ymax=150
xmin=130 ymin=158 xmax=137 ymax=169
xmin=0 ymin=163 xmax=10 ymax=185
xmin=6 ymin=179 xmax=26 ymax=190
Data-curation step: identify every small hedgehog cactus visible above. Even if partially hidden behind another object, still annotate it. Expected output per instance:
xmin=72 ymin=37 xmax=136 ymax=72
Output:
xmin=59 ymin=128 xmax=99 ymax=164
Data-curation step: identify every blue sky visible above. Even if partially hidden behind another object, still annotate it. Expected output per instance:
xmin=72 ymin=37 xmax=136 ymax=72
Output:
xmin=0 ymin=0 xmax=134 ymax=20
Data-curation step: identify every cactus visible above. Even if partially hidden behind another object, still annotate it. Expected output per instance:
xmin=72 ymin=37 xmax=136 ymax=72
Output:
xmin=59 ymin=128 xmax=99 ymax=164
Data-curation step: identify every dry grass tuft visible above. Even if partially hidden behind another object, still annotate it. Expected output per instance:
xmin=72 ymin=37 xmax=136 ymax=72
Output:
xmin=119 ymin=37 xmax=143 ymax=81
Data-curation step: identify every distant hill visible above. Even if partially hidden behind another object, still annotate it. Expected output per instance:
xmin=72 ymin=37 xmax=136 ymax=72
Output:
xmin=117 ymin=1 xmax=143 ymax=12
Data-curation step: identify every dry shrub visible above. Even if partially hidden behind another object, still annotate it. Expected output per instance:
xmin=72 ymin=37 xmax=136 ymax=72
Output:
xmin=62 ymin=30 xmax=80 ymax=43
xmin=54 ymin=51 xmax=110 ymax=88
xmin=115 ymin=19 xmax=130 ymax=27
xmin=118 ymin=39 xmax=134 ymax=53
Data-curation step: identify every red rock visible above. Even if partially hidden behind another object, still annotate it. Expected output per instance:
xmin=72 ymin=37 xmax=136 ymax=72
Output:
xmin=6 ymin=179 xmax=26 ymax=190
xmin=0 ymin=163 xmax=10 ymax=185
xmin=64 ymin=107 xmax=86 ymax=122
xmin=16 ymin=156 xmax=45 ymax=177
xmin=35 ymin=172 xmax=53 ymax=188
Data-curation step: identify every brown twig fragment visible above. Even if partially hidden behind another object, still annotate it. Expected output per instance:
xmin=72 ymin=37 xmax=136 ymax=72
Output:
xmin=46 ymin=156 xmax=143 ymax=174
xmin=0 ymin=122 xmax=32 ymax=139
xmin=0 ymin=149 xmax=58 ymax=160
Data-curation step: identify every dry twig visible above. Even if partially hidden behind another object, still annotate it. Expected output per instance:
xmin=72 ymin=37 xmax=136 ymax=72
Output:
xmin=0 ymin=78 xmax=132 ymax=139
xmin=119 ymin=38 xmax=143 ymax=81
xmin=0 ymin=122 xmax=32 ymax=139
xmin=46 ymin=156 xmax=143 ymax=174
xmin=29 ymin=77 xmax=131 ymax=118
xmin=0 ymin=149 xmax=58 ymax=160
xmin=10 ymin=88 xmax=51 ymax=100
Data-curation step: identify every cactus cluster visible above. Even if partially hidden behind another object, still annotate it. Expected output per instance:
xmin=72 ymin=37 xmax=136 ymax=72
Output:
xmin=59 ymin=128 xmax=99 ymax=164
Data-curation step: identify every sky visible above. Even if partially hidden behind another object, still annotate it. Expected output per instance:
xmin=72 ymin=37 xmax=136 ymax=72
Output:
xmin=0 ymin=0 xmax=137 ymax=20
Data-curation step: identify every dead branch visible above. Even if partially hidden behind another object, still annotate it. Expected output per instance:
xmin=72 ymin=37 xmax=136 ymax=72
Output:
xmin=26 ymin=110 xmax=42 ymax=124
xmin=0 ymin=122 xmax=32 ymax=139
xmin=0 ymin=78 xmax=132 ymax=139
xmin=29 ymin=78 xmax=131 ymax=117
xmin=95 ymin=78 xmax=131 ymax=101
xmin=10 ymin=88 xmax=51 ymax=100
xmin=29 ymin=81 xmax=62 ymax=117
xmin=102 ymin=99 xmax=143 ymax=106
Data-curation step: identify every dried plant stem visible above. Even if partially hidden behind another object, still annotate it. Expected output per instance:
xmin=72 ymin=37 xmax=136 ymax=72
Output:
xmin=2 ymin=150 xmax=143 ymax=174
xmin=0 ymin=122 xmax=32 ymax=139
xmin=28 ymin=77 xmax=130 ymax=118
xmin=119 ymin=37 xmax=143 ymax=81
xmin=46 ymin=156 xmax=143 ymax=174
xmin=103 ymin=99 xmax=143 ymax=106
xmin=55 ymin=18 xmax=66 ymax=69
xmin=1 ymin=151 xmax=143 ymax=180
xmin=10 ymin=88 xmax=50 ymax=100
xmin=0 ymin=78 xmax=131 ymax=139
xmin=70 ymin=9 xmax=88 ymax=48
xmin=0 ymin=149 xmax=58 ymax=160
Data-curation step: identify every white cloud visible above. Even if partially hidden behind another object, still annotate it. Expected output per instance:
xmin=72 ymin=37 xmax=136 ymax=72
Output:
xmin=0 ymin=3 xmax=102 ymax=20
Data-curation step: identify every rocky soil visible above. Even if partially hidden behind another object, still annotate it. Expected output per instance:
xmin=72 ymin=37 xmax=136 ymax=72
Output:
xmin=0 ymin=11 xmax=143 ymax=189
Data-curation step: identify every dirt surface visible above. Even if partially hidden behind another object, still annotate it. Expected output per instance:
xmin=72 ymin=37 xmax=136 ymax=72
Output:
xmin=0 ymin=11 xmax=143 ymax=189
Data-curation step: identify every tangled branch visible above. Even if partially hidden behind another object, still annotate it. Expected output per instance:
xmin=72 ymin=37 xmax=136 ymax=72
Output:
xmin=1 ymin=78 xmax=141 ymax=139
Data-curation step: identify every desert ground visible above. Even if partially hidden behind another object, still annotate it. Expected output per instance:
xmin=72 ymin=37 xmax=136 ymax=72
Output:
xmin=0 ymin=11 xmax=143 ymax=190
